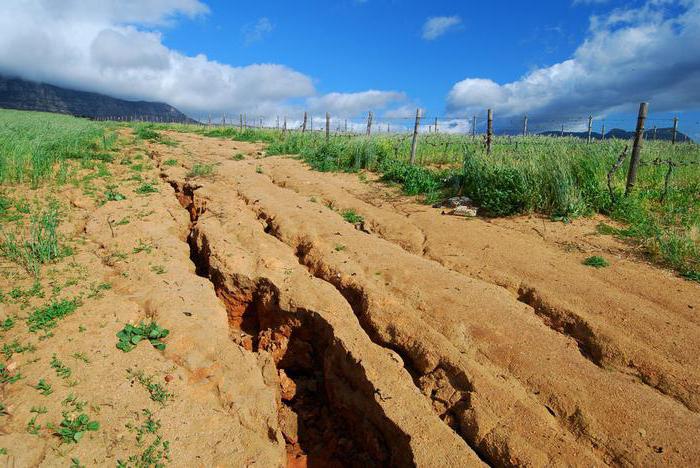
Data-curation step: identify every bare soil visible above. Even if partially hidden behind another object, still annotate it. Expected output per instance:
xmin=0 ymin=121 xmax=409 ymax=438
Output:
xmin=1 ymin=129 xmax=698 ymax=467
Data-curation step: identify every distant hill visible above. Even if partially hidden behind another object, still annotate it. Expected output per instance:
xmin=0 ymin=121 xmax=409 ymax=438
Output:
xmin=0 ymin=76 xmax=194 ymax=123
xmin=539 ymin=127 xmax=693 ymax=142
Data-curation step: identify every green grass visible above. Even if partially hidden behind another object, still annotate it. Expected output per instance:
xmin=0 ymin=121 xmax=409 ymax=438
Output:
xmin=0 ymin=109 xmax=114 ymax=186
xmin=187 ymin=163 xmax=215 ymax=178
xmin=27 ymin=298 xmax=80 ymax=332
xmin=0 ymin=205 xmax=67 ymax=278
xmin=341 ymin=209 xmax=364 ymax=224
xmin=583 ymin=255 xmax=610 ymax=268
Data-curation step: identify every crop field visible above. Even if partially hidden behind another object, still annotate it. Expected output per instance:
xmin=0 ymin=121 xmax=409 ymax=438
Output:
xmin=0 ymin=109 xmax=699 ymax=466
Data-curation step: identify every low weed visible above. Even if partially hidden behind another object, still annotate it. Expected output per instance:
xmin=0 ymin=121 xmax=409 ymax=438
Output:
xmin=187 ymin=163 xmax=215 ymax=178
xmin=27 ymin=298 xmax=80 ymax=332
xmin=126 ymin=369 xmax=174 ymax=405
xmin=116 ymin=322 xmax=170 ymax=352
xmin=50 ymin=354 xmax=72 ymax=379
xmin=583 ymin=256 xmax=610 ymax=268
xmin=34 ymin=379 xmax=53 ymax=396
xmin=135 ymin=182 xmax=158 ymax=194
xmin=53 ymin=412 xmax=100 ymax=444
xmin=341 ymin=209 xmax=364 ymax=224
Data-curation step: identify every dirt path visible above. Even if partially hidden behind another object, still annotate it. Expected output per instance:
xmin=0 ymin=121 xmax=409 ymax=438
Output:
xmin=2 ymin=129 xmax=697 ymax=467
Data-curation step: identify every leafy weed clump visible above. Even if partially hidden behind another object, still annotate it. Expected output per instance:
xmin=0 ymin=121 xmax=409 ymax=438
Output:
xmin=116 ymin=322 xmax=169 ymax=352
xmin=583 ymin=255 xmax=610 ymax=268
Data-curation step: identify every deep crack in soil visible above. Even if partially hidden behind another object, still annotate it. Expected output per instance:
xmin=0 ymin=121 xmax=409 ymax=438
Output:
xmin=167 ymin=179 xmax=415 ymax=467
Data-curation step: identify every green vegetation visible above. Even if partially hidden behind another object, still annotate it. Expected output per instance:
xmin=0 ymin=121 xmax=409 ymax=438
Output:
xmin=0 ymin=205 xmax=68 ymax=278
xmin=27 ymin=298 xmax=80 ymax=332
xmin=583 ymin=256 xmax=610 ymax=268
xmin=163 ymin=158 xmax=178 ymax=166
xmin=54 ymin=412 xmax=100 ymax=443
xmin=135 ymin=182 xmax=158 ymax=194
xmin=127 ymin=369 xmax=174 ymax=405
xmin=0 ymin=109 xmax=115 ymax=186
xmin=34 ymin=379 xmax=53 ymax=396
xmin=116 ymin=322 xmax=170 ymax=352
xmin=187 ymin=163 xmax=215 ymax=178
xmin=341 ymin=209 xmax=364 ymax=224
xmin=119 ymin=409 xmax=171 ymax=467
xmin=50 ymin=354 xmax=72 ymax=379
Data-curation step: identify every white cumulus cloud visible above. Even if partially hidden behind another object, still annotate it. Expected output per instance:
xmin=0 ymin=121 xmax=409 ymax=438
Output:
xmin=446 ymin=0 xmax=700 ymax=120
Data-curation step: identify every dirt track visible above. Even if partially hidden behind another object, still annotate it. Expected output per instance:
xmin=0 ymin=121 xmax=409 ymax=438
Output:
xmin=1 ymin=130 xmax=698 ymax=467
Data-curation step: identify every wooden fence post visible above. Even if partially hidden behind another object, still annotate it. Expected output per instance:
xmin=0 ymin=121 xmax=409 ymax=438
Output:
xmin=302 ymin=112 xmax=307 ymax=133
xmin=471 ymin=115 xmax=476 ymax=138
xmin=587 ymin=115 xmax=593 ymax=143
xmin=244 ymin=113 xmax=247 ymax=128
xmin=325 ymin=112 xmax=330 ymax=141
xmin=672 ymin=116 xmax=678 ymax=144
xmin=652 ymin=125 xmax=657 ymax=140
xmin=409 ymin=108 xmax=421 ymax=165
xmin=239 ymin=114 xmax=243 ymax=130
xmin=310 ymin=116 xmax=313 ymax=131
xmin=276 ymin=116 xmax=280 ymax=130
xmin=601 ymin=120 xmax=605 ymax=140
xmin=522 ymin=115 xmax=528 ymax=136
xmin=283 ymin=116 xmax=287 ymax=134
xmin=366 ymin=111 xmax=373 ymax=136
xmin=625 ymin=102 xmax=649 ymax=195
xmin=434 ymin=117 xmax=438 ymax=133
xmin=486 ymin=109 xmax=493 ymax=155
xmin=344 ymin=119 xmax=348 ymax=133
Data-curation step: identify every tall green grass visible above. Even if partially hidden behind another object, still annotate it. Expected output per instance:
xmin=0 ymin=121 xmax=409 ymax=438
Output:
xmin=0 ymin=109 xmax=114 ymax=186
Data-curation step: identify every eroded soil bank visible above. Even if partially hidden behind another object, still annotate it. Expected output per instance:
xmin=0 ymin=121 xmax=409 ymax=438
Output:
xmin=2 ymin=128 xmax=698 ymax=467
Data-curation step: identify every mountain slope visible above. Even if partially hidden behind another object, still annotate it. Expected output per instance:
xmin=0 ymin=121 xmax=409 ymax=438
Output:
xmin=0 ymin=76 xmax=194 ymax=122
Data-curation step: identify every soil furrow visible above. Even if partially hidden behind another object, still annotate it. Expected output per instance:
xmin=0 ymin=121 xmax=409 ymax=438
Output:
xmin=165 ymin=175 xmax=484 ymax=467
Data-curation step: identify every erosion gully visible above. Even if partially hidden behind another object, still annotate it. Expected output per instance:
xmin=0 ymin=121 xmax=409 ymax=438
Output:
xmin=167 ymin=180 xmax=421 ymax=467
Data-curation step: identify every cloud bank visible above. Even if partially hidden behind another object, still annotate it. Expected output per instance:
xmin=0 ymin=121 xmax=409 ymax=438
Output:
xmin=0 ymin=0 xmax=406 ymax=118
xmin=447 ymin=0 xmax=700 ymax=119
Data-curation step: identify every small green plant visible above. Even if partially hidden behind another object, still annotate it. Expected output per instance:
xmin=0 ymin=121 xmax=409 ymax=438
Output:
xmin=341 ymin=209 xmax=364 ymax=224
xmin=30 ymin=406 xmax=48 ymax=414
xmin=0 ymin=363 xmax=22 ymax=384
xmin=105 ymin=189 xmax=126 ymax=201
xmin=54 ymin=412 xmax=100 ymax=443
xmin=87 ymin=282 xmax=112 ymax=299
xmin=34 ymin=379 xmax=53 ymax=396
xmin=72 ymin=352 xmax=90 ymax=364
xmin=119 ymin=409 xmax=171 ymax=467
xmin=163 ymin=159 xmax=178 ymax=166
xmin=27 ymin=416 xmax=42 ymax=435
xmin=583 ymin=256 xmax=610 ymax=268
xmin=127 ymin=369 xmax=174 ymax=405
xmin=2 ymin=340 xmax=35 ymax=359
xmin=187 ymin=163 xmax=215 ymax=178
xmin=150 ymin=265 xmax=166 ymax=275
xmin=231 ymin=153 xmax=245 ymax=161
xmin=27 ymin=298 xmax=80 ymax=332
xmin=135 ymin=182 xmax=158 ymax=195
xmin=50 ymin=354 xmax=72 ymax=379
xmin=132 ymin=240 xmax=153 ymax=254
xmin=255 ymin=165 xmax=263 ymax=174
xmin=334 ymin=244 xmax=346 ymax=252
xmin=1 ymin=316 xmax=15 ymax=332
xmin=116 ymin=322 xmax=170 ymax=352
xmin=70 ymin=458 xmax=85 ymax=468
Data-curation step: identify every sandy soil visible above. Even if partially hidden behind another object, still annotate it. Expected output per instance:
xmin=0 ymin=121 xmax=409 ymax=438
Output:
xmin=1 ymin=129 xmax=698 ymax=467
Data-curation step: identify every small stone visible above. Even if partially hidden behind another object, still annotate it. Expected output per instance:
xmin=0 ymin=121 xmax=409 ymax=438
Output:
xmin=451 ymin=206 xmax=477 ymax=217
xmin=164 ymin=374 xmax=174 ymax=383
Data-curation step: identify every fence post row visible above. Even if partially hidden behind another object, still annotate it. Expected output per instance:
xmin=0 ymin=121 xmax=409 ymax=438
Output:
xmin=486 ymin=109 xmax=493 ymax=155
xmin=409 ymin=108 xmax=421 ymax=165
xmin=625 ymin=102 xmax=649 ymax=196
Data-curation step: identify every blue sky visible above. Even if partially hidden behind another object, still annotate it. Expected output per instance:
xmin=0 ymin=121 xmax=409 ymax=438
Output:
xmin=1 ymin=0 xmax=699 ymax=136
